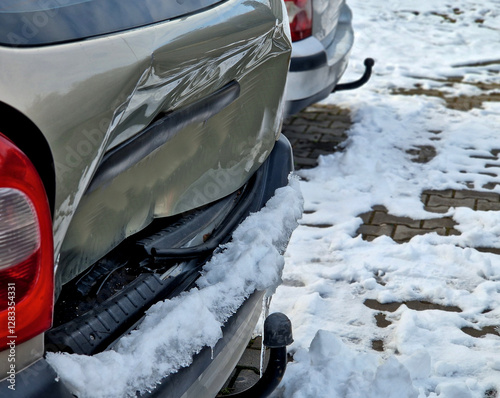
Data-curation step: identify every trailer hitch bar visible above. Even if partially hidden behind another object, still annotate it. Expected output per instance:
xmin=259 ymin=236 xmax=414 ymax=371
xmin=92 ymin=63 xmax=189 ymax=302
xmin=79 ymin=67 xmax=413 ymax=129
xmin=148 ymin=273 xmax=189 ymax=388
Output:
xmin=223 ymin=312 xmax=293 ymax=398
xmin=333 ymin=58 xmax=375 ymax=92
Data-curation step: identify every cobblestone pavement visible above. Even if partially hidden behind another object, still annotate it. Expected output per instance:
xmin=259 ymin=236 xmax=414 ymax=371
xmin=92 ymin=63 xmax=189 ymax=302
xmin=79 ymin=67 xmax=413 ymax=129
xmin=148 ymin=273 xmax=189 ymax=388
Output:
xmin=282 ymin=104 xmax=351 ymax=170
xmin=221 ymin=103 xmax=500 ymax=394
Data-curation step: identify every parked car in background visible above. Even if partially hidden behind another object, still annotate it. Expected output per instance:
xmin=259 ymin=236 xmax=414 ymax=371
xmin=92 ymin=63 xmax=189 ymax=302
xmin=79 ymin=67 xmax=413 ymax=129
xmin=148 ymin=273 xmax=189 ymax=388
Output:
xmin=284 ymin=0 xmax=373 ymax=115
xmin=0 ymin=1 xmax=296 ymax=396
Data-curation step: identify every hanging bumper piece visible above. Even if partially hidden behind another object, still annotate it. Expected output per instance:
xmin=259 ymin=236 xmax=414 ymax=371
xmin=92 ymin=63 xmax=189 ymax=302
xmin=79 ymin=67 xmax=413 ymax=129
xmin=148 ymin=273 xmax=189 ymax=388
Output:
xmin=333 ymin=58 xmax=375 ymax=92
xmin=224 ymin=312 xmax=293 ymax=398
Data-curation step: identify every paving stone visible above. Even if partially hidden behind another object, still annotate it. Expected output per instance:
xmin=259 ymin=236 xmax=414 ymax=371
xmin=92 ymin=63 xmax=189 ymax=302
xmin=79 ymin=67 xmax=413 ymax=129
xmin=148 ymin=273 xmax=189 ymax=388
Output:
xmin=291 ymin=147 xmax=312 ymax=158
xmin=424 ymin=205 xmax=449 ymax=214
xmin=316 ymin=113 xmax=351 ymax=123
xmin=479 ymin=171 xmax=499 ymax=178
xmin=312 ymin=141 xmax=341 ymax=151
xmin=233 ymin=369 xmax=260 ymax=392
xmin=375 ymin=313 xmax=391 ymax=328
xmin=454 ymin=190 xmax=500 ymax=201
xmin=461 ymin=326 xmax=500 ymax=338
xmin=371 ymin=339 xmax=384 ymax=352
xmin=220 ymin=369 xmax=237 ymax=391
xmin=284 ymin=131 xmax=321 ymax=142
xmin=291 ymin=137 xmax=315 ymax=146
xmin=286 ymin=137 xmax=298 ymax=146
xmin=476 ymin=200 xmax=500 ymax=211
xmin=406 ymin=145 xmax=437 ymax=163
xmin=371 ymin=212 xmax=421 ymax=228
xmin=237 ymin=347 xmax=265 ymax=370
xmin=311 ymin=149 xmax=335 ymax=158
xmin=358 ymin=211 xmax=373 ymax=224
xmin=421 ymin=217 xmax=456 ymax=229
xmin=357 ymin=224 xmax=394 ymax=238
xmin=303 ymin=125 xmax=339 ymax=136
xmin=329 ymin=121 xmax=352 ymax=129
xmin=426 ymin=195 xmax=476 ymax=209
xmin=476 ymin=247 xmax=500 ymax=255
xmin=393 ymin=225 xmax=447 ymax=242
xmin=249 ymin=336 xmax=262 ymax=349
xmin=293 ymin=156 xmax=318 ymax=169
xmin=422 ymin=189 xmax=454 ymax=198
xmin=282 ymin=123 xmax=308 ymax=133
xmin=483 ymin=182 xmax=500 ymax=190
xmin=293 ymin=116 xmax=317 ymax=125
xmin=365 ymin=299 xmax=461 ymax=313
xmin=312 ymin=119 xmax=337 ymax=128
xmin=319 ymin=132 xmax=348 ymax=143
xmin=469 ymin=155 xmax=498 ymax=160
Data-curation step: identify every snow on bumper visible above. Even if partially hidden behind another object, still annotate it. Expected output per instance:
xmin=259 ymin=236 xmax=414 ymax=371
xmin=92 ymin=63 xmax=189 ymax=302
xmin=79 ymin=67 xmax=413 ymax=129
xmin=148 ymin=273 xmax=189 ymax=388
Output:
xmin=46 ymin=177 xmax=303 ymax=398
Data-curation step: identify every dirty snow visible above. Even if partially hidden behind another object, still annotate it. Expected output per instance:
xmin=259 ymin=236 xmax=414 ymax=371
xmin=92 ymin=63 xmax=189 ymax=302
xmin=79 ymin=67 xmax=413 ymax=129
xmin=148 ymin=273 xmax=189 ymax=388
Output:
xmin=271 ymin=1 xmax=500 ymax=397
xmin=46 ymin=179 xmax=303 ymax=398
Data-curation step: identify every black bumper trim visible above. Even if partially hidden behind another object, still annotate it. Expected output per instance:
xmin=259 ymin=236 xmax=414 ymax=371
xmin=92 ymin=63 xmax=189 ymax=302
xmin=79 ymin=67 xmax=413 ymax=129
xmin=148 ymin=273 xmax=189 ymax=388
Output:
xmin=87 ymin=81 xmax=240 ymax=193
xmin=289 ymin=51 xmax=327 ymax=73
xmin=0 ymin=359 xmax=73 ymax=398
xmin=144 ymin=291 xmax=264 ymax=398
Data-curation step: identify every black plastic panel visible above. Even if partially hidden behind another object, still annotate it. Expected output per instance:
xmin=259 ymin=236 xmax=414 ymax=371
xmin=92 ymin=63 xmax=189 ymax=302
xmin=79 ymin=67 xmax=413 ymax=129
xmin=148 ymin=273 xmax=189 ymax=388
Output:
xmin=0 ymin=359 xmax=73 ymax=397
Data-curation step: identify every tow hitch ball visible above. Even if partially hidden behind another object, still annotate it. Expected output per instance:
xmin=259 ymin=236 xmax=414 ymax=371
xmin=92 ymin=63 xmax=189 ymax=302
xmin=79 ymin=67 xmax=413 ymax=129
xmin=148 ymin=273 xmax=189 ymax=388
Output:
xmin=226 ymin=312 xmax=293 ymax=398
xmin=333 ymin=58 xmax=375 ymax=92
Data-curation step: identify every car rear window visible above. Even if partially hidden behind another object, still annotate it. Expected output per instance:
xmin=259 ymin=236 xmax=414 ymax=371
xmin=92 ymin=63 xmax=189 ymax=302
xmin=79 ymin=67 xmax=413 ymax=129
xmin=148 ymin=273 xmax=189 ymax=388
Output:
xmin=0 ymin=0 xmax=225 ymax=47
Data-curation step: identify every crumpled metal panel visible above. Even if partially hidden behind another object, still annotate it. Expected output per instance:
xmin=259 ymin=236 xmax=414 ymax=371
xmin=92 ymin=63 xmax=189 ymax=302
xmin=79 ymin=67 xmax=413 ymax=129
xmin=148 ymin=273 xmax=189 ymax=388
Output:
xmin=0 ymin=0 xmax=291 ymax=293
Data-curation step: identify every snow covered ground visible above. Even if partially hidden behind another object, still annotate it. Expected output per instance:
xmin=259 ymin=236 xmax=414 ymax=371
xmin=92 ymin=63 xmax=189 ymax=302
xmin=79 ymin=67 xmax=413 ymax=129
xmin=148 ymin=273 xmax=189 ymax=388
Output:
xmin=271 ymin=1 xmax=500 ymax=397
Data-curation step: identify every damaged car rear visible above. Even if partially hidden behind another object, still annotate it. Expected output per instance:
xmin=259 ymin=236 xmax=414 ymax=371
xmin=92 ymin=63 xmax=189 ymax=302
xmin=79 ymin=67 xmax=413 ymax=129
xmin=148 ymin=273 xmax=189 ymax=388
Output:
xmin=0 ymin=1 xmax=302 ymax=396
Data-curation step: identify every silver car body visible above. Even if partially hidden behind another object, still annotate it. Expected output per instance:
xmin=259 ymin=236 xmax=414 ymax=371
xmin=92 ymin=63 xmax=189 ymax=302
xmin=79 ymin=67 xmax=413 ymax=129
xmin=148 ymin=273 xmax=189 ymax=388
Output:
xmin=0 ymin=0 xmax=291 ymax=292
xmin=0 ymin=0 xmax=292 ymax=394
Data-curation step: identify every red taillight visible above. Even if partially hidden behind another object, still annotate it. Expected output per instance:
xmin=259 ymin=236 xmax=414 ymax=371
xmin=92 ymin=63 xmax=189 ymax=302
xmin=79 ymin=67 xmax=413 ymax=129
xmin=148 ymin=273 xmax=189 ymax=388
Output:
xmin=0 ymin=133 xmax=53 ymax=350
xmin=285 ymin=0 xmax=313 ymax=42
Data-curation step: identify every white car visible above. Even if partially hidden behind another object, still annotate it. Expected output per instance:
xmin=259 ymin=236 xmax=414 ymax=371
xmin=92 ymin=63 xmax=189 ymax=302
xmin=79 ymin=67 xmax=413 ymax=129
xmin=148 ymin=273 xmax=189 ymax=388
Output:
xmin=284 ymin=0 xmax=373 ymax=115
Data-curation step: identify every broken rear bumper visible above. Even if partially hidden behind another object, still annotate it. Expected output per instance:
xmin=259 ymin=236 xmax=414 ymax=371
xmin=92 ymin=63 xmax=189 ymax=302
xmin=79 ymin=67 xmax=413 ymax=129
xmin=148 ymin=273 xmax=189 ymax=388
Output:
xmin=0 ymin=135 xmax=295 ymax=398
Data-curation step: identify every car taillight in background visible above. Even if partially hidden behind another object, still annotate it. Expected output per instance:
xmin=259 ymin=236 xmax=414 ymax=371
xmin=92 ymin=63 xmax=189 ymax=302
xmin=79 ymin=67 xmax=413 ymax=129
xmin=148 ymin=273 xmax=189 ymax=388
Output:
xmin=0 ymin=133 xmax=53 ymax=350
xmin=285 ymin=0 xmax=313 ymax=42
